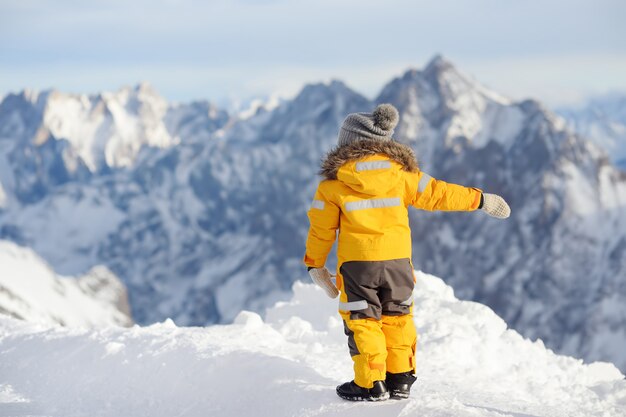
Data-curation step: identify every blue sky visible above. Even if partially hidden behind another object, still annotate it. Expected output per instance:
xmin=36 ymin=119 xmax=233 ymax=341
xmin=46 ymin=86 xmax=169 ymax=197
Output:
xmin=1 ymin=0 xmax=625 ymax=108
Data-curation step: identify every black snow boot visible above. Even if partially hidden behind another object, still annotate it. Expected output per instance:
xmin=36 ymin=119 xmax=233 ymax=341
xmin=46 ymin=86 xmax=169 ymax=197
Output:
xmin=336 ymin=380 xmax=389 ymax=401
xmin=386 ymin=372 xmax=417 ymax=399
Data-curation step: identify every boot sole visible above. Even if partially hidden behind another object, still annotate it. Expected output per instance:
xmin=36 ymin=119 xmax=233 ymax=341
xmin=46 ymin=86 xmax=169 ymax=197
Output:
xmin=337 ymin=392 xmax=390 ymax=402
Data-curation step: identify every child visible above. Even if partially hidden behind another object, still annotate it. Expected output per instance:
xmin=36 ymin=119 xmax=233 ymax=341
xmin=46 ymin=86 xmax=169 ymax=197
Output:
xmin=303 ymin=104 xmax=510 ymax=401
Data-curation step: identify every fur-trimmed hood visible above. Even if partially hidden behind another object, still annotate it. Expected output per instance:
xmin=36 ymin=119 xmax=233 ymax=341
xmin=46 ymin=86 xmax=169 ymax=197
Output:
xmin=319 ymin=140 xmax=419 ymax=180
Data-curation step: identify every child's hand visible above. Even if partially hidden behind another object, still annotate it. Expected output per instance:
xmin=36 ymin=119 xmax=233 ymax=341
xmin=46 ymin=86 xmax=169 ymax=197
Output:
xmin=308 ymin=267 xmax=339 ymax=298
xmin=481 ymin=193 xmax=511 ymax=219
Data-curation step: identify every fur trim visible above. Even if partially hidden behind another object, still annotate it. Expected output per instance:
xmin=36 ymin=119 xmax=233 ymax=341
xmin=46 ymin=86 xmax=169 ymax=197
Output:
xmin=320 ymin=140 xmax=418 ymax=180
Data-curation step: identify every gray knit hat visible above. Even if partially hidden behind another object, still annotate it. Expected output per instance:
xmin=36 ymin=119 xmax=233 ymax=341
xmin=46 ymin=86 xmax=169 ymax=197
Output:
xmin=337 ymin=103 xmax=399 ymax=147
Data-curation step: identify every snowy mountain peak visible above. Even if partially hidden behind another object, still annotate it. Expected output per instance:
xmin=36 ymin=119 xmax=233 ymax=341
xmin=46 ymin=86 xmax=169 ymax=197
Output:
xmin=376 ymin=56 xmax=519 ymax=157
xmin=135 ymin=81 xmax=158 ymax=95
xmin=99 ymin=82 xmax=168 ymax=114
xmin=233 ymin=94 xmax=284 ymax=120
xmin=423 ymin=53 xmax=455 ymax=75
xmin=0 ymin=84 xmax=179 ymax=174
xmin=107 ymin=82 xmax=161 ymax=101
xmin=295 ymin=79 xmax=362 ymax=104
xmin=240 ymin=78 xmax=370 ymax=146
xmin=378 ymin=56 xmax=510 ymax=118
xmin=20 ymin=88 xmax=46 ymax=106
xmin=423 ymin=55 xmax=510 ymax=107
xmin=164 ymin=99 xmax=230 ymax=143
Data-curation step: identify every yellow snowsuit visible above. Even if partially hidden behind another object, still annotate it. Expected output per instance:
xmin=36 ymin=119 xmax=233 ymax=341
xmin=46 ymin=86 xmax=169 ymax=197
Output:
xmin=304 ymin=140 xmax=481 ymax=388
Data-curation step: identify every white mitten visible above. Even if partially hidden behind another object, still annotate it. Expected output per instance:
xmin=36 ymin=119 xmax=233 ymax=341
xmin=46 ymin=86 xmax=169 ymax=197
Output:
xmin=308 ymin=267 xmax=339 ymax=299
xmin=481 ymin=193 xmax=511 ymax=219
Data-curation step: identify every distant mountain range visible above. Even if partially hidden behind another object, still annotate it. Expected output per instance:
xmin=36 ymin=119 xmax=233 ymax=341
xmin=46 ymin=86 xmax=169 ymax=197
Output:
xmin=0 ymin=56 xmax=625 ymax=371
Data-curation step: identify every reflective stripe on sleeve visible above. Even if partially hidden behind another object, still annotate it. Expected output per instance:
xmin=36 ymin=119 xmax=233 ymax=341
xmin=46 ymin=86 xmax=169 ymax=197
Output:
xmin=310 ymin=200 xmax=325 ymax=210
xmin=417 ymin=173 xmax=432 ymax=193
xmin=356 ymin=160 xmax=391 ymax=172
xmin=339 ymin=300 xmax=368 ymax=311
xmin=345 ymin=197 xmax=401 ymax=212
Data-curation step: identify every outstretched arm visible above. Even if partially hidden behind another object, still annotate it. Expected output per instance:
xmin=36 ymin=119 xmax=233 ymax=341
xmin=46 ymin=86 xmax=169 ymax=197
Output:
xmin=408 ymin=171 xmax=510 ymax=218
xmin=409 ymin=171 xmax=482 ymax=211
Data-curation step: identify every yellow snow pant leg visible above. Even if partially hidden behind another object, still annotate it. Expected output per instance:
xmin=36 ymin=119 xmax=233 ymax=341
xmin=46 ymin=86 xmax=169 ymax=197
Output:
xmin=342 ymin=315 xmax=387 ymax=389
xmin=382 ymin=313 xmax=417 ymax=374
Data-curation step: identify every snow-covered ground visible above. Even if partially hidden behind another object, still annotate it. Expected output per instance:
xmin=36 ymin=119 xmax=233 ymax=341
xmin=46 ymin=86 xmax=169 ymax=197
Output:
xmin=1 ymin=272 xmax=624 ymax=417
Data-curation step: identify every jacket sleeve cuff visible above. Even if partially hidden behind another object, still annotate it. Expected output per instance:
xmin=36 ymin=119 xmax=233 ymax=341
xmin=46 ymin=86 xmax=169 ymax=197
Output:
xmin=303 ymin=254 xmax=325 ymax=269
xmin=471 ymin=188 xmax=483 ymax=210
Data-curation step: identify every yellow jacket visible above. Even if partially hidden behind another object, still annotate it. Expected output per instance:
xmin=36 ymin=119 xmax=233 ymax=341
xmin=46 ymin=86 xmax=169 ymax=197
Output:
xmin=304 ymin=140 xmax=482 ymax=268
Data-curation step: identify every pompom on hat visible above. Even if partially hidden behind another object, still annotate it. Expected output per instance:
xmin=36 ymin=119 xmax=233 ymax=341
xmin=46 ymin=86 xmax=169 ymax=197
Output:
xmin=337 ymin=103 xmax=399 ymax=147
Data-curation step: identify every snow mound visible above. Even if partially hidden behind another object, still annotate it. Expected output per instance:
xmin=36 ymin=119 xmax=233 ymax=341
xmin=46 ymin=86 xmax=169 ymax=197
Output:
xmin=0 ymin=240 xmax=132 ymax=327
xmin=1 ymin=272 xmax=624 ymax=417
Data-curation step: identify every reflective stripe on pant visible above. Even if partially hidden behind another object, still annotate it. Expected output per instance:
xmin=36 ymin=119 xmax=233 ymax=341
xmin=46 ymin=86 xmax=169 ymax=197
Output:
xmin=337 ymin=258 xmax=417 ymax=388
